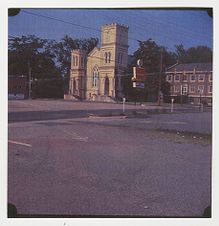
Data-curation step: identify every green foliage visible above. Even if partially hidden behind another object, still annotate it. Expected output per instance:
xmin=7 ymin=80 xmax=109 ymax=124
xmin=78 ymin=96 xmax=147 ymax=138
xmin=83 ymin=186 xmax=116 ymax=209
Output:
xmin=127 ymin=39 xmax=212 ymax=102
xmin=132 ymin=39 xmax=177 ymax=73
xmin=8 ymin=35 xmax=61 ymax=79
xmin=53 ymin=35 xmax=98 ymax=78
xmin=32 ymin=79 xmax=64 ymax=98
xmin=8 ymin=34 xmax=98 ymax=98
xmin=175 ymin=44 xmax=212 ymax=63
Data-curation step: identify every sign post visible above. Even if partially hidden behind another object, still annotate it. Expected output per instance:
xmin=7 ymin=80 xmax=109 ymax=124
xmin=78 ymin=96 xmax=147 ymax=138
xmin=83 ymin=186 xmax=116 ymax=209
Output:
xmin=131 ymin=59 xmax=147 ymax=114
xmin=122 ymin=97 xmax=126 ymax=114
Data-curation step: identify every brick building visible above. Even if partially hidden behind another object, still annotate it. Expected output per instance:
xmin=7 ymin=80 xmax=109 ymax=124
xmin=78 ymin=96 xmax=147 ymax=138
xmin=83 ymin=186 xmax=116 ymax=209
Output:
xmin=166 ymin=63 xmax=212 ymax=105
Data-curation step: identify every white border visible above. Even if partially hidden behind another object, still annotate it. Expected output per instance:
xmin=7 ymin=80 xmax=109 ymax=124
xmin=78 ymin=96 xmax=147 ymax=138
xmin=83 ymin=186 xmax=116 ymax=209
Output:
xmin=1 ymin=1 xmax=219 ymax=226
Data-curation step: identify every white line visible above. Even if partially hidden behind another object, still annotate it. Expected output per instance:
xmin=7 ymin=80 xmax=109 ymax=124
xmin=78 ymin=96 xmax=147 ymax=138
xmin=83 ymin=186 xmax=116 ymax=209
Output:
xmin=8 ymin=140 xmax=32 ymax=147
xmin=143 ymin=121 xmax=187 ymax=125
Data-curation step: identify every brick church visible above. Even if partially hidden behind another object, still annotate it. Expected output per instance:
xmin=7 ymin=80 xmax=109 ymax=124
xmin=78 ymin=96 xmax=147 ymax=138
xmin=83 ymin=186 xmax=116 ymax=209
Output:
xmin=67 ymin=23 xmax=129 ymax=101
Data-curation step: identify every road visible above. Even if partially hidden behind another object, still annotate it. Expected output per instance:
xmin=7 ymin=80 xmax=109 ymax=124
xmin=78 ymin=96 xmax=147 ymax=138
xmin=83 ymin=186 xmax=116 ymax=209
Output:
xmin=8 ymin=100 xmax=212 ymax=217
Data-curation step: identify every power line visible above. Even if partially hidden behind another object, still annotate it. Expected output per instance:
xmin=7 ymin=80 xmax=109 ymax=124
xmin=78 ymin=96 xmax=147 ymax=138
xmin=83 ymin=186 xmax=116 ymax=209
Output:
xmin=100 ymin=10 xmax=211 ymax=48
xmin=19 ymin=9 xmax=212 ymax=53
xmin=22 ymin=10 xmax=101 ymax=33
xmin=21 ymin=10 xmax=137 ymax=42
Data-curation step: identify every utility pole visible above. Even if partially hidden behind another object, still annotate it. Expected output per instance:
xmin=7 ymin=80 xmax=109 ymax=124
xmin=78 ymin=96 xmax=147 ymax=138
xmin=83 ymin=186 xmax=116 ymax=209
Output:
xmin=158 ymin=48 xmax=163 ymax=106
xmin=28 ymin=60 xmax=32 ymax=100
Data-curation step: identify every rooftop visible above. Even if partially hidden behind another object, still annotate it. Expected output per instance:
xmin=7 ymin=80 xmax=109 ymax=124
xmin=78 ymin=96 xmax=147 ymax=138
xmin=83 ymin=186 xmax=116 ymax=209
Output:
xmin=166 ymin=62 xmax=212 ymax=72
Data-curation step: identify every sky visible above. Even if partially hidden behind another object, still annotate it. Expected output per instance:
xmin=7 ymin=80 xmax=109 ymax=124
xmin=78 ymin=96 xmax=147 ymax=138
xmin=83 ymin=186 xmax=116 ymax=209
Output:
xmin=8 ymin=8 xmax=213 ymax=54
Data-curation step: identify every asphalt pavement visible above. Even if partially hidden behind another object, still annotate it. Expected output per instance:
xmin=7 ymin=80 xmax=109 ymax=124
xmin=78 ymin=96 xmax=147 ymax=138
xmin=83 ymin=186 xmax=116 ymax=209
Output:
xmin=8 ymin=100 xmax=212 ymax=217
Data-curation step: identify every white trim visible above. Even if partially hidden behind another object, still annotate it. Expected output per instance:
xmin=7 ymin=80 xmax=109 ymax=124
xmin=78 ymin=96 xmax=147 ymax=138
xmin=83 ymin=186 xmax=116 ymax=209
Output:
xmin=190 ymin=74 xmax=196 ymax=82
xmin=174 ymin=74 xmax=180 ymax=82
xmin=209 ymin=73 xmax=213 ymax=82
xmin=182 ymin=74 xmax=188 ymax=82
xmin=188 ymin=95 xmax=212 ymax=98
xmin=189 ymin=85 xmax=196 ymax=93
xmin=198 ymin=74 xmax=205 ymax=82
xmin=174 ymin=85 xmax=179 ymax=93
xmin=182 ymin=84 xmax=188 ymax=94
xmin=208 ymin=85 xmax=212 ymax=93
xmin=167 ymin=74 xmax=172 ymax=82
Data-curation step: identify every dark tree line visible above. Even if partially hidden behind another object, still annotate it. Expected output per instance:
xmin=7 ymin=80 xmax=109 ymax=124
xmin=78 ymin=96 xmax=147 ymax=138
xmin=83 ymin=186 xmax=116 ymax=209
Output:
xmin=8 ymin=34 xmax=212 ymax=100
xmin=8 ymin=35 xmax=98 ymax=98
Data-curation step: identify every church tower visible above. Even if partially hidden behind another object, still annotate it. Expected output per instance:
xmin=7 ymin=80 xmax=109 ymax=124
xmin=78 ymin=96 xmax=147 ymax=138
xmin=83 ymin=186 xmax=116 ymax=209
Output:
xmin=69 ymin=50 xmax=87 ymax=99
xmin=100 ymin=23 xmax=129 ymax=99
xmin=68 ymin=23 xmax=129 ymax=101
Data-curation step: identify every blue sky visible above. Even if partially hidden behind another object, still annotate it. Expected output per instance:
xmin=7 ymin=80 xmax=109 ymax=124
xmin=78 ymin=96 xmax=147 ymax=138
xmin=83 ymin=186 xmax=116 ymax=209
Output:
xmin=8 ymin=8 xmax=213 ymax=54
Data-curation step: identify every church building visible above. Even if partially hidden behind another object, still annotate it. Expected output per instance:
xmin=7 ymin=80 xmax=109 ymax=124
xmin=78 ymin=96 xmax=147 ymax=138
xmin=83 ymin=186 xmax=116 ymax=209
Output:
xmin=68 ymin=23 xmax=129 ymax=101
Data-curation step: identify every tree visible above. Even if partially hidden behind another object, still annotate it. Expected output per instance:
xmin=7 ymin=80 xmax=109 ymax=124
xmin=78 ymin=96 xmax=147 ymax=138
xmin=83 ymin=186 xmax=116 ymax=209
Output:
xmin=127 ymin=39 xmax=176 ymax=101
xmin=52 ymin=35 xmax=99 ymax=79
xmin=174 ymin=44 xmax=212 ymax=63
xmin=185 ymin=46 xmax=212 ymax=63
xmin=8 ymin=35 xmax=61 ymax=79
xmin=132 ymin=39 xmax=177 ymax=73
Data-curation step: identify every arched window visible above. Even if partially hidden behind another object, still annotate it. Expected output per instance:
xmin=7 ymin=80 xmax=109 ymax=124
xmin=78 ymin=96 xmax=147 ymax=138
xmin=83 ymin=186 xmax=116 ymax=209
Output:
xmin=76 ymin=56 xmax=78 ymax=66
xmin=92 ymin=67 xmax=99 ymax=87
xmin=108 ymin=52 xmax=111 ymax=63
xmin=105 ymin=52 xmax=108 ymax=63
xmin=73 ymin=56 xmax=75 ymax=66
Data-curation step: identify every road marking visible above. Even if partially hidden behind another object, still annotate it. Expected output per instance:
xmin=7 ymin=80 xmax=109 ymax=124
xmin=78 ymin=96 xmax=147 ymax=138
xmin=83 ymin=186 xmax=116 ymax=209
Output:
xmin=8 ymin=140 xmax=32 ymax=147
xmin=143 ymin=121 xmax=187 ymax=125
xmin=63 ymin=130 xmax=88 ymax=142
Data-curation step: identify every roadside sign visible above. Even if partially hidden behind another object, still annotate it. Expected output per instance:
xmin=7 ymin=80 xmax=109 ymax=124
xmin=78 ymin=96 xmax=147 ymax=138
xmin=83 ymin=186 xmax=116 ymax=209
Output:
xmin=132 ymin=67 xmax=147 ymax=82
xmin=133 ymin=82 xmax=145 ymax=89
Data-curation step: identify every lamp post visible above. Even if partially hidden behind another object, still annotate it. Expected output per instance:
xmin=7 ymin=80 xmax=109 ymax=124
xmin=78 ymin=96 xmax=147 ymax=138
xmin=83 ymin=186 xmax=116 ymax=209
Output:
xmin=180 ymin=84 xmax=183 ymax=106
xmin=28 ymin=60 xmax=32 ymax=100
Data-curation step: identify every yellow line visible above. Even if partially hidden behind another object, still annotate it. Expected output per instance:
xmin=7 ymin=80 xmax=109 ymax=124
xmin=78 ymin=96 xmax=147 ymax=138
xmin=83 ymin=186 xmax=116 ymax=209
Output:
xmin=8 ymin=140 xmax=32 ymax=147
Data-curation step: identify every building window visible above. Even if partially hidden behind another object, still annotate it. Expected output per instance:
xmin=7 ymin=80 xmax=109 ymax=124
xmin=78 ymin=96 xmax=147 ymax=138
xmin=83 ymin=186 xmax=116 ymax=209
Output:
xmin=182 ymin=74 xmax=187 ymax=81
xmin=174 ymin=85 xmax=179 ymax=92
xmin=73 ymin=56 xmax=75 ymax=66
xmin=76 ymin=56 xmax=78 ymax=66
xmin=174 ymin=74 xmax=180 ymax=82
xmin=198 ymin=74 xmax=205 ymax=82
xmin=105 ymin=52 xmax=108 ymax=63
xmin=190 ymin=74 xmax=196 ymax=82
xmin=92 ymin=67 xmax=99 ymax=87
xmin=190 ymin=85 xmax=196 ymax=93
xmin=198 ymin=85 xmax=204 ymax=94
xmin=105 ymin=52 xmax=111 ymax=63
xmin=167 ymin=74 xmax=172 ymax=82
xmin=182 ymin=85 xmax=188 ymax=94
xmin=208 ymin=85 xmax=212 ymax=93
xmin=108 ymin=52 xmax=111 ymax=63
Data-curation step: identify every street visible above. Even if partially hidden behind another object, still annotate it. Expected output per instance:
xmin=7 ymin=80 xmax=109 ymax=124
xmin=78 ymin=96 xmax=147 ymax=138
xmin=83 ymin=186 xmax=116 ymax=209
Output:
xmin=8 ymin=100 xmax=212 ymax=217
